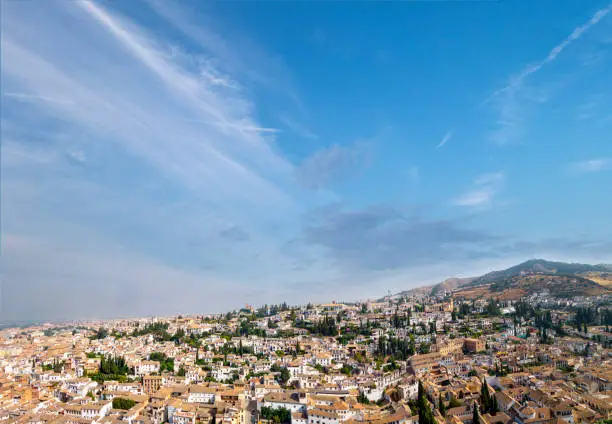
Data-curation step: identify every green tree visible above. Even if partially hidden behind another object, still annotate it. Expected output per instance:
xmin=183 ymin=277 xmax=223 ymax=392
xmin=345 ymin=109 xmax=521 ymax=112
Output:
xmin=260 ymin=407 xmax=291 ymax=424
xmin=417 ymin=381 xmax=435 ymax=424
xmin=279 ymin=367 xmax=290 ymax=385
xmin=480 ymin=380 xmax=491 ymax=413
xmin=112 ymin=398 xmax=136 ymax=410
xmin=357 ymin=392 xmax=370 ymax=404
xmin=472 ymin=403 xmax=480 ymax=424
xmin=448 ymin=396 xmax=461 ymax=409
xmin=490 ymin=394 xmax=499 ymax=414
xmin=439 ymin=394 xmax=446 ymax=417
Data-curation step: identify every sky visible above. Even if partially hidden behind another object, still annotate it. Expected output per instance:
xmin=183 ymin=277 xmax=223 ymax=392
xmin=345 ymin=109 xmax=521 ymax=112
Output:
xmin=2 ymin=0 xmax=612 ymax=322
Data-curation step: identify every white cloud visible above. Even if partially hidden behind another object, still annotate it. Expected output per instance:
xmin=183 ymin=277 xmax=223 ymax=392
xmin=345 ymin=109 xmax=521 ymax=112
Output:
xmin=3 ymin=92 xmax=74 ymax=106
xmin=2 ymin=0 xmax=293 ymax=205
xmin=489 ymin=4 xmax=612 ymax=102
xmin=436 ymin=129 xmax=454 ymax=148
xmin=0 ymin=0 xmax=324 ymax=321
xmin=488 ymin=3 xmax=612 ymax=144
xmin=571 ymin=158 xmax=611 ymax=173
xmin=453 ymin=172 xmax=505 ymax=207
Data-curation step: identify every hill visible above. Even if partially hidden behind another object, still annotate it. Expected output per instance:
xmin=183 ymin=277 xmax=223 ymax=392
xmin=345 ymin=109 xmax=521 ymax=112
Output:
xmin=466 ymin=259 xmax=611 ymax=286
xmin=432 ymin=259 xmax=612 ymax=299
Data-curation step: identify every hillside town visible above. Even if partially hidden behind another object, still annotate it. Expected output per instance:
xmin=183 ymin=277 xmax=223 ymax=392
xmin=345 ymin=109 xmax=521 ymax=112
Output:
xmin=1 ymin=289 xmax=611 ymax=424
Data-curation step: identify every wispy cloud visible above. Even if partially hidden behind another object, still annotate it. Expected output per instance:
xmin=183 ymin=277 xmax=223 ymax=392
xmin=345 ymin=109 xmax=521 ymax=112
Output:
xmin=3 ymin=92 xmax=74 ymax=106
xmin=489 ymin=4 xmax=612 ymax=101
xmin=488 ymin=3 xmax=612 ymax=144
xmin=4 ymin=0 xmax=292 ymax=203
xmin=302 ymin=204 xmax=495 ymax=271
xmin=296 ymin=141 xmax=372 ymax=190
xmin=279 ymin=115 xmax=318 ymax=140
xmin=453 ymin=172 xmax=505 ymax=207
xmin=144 ymin=0 xmax=301 ymax=105
xmin=436 ymin=129 xmax=454 ymax=148
xmin=0 ymin=0 xmax=317 ymax=320
xmin=571 ymin=158 xmax=611 ymax=173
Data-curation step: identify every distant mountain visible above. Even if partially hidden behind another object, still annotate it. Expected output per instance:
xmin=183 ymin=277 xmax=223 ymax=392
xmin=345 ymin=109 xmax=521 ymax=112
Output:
xmin=468 ymin=259 xmax=612 ymax=286
xmin=430 ymin=277 xmax=474 ymax=295
xmin=431 ymin=259 xmax=612 ymax=299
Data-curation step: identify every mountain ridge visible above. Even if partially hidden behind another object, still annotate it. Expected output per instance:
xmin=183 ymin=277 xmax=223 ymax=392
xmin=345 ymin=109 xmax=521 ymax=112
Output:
xmin=427 ymin=259 xmax=612 ymax=298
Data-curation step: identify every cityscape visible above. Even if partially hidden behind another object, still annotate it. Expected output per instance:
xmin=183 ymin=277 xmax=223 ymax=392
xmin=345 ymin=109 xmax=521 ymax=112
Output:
xmin=2 ymin=0 xmax=612 ymax=423
xmin=1 ymin=260 xmax=611 ymax=424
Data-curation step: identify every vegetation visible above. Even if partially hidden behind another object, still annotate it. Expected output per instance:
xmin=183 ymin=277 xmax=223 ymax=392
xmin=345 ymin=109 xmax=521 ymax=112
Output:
xmin=86 ymin=355 xmax=130 ymax=382
xmin=255 ymin=303 xmax=290 ymax=318
xmin=112 ymin=397 xmax=136 ymax=410
xmin=294 ymin=316 xmax=338 ymax=336
xmin=42 ymin=359 xmax=64 ymax=373
xmin=448 ymin=396 xmax=461 ymax=408
xmin=439 ymin=394 xmax=446 ymax=417
xmin=479 ymin=380 xmax=498 ymax=414
xmin=340 ymin=363 xmax=355 ymax=375
xmin=149 ymin=352 xmax=175 ymax=373
xmin=89 ymin=327 xmax=109 ymax=340
xmin=473 ymin=403 xmax=480 ymax=424
xmin=417 ymin=381 xmax=435 ymax=424
xmin=375 ymin=335 xmax=416 ymax=361
xmin=260 ymin=406 xmax=291 ymax=424
xmin=357 ymin=391 xmax=370 ymax=404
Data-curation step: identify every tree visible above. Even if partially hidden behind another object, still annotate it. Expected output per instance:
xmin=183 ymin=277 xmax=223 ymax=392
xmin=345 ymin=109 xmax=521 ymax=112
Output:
xmin=472 ymin=403 xmax=480 ymax=424
xmin=417 ymin=380 xmax=435 ymax=424
xmin=177 ymin=366 xmax=186 ymax=377
xmin=490 ymin=394 xmax=499 ymax=414
xmin=52 ymin=359 xmax=64 ymax=373
xmin=260 ymin=407 xmax=291 ymax=424
xmin=480 ymin=380 xmax=491 ymax=413
xmin=448 ymin=396 xmax=461 ymax=409
xmin=357 ymin=392 xmax=370 ymax=404
xmin=279 ymin=367 xmax=290 ymax=385
xmin=417 ymin=381 xmax=425 ymax=407
xmin=90 ymin=327 xmax=109 ymax=340
xmin=439 ymin=394 xmax=446 ymax=417
xmin=112 ymin=398 xmax=136 ymax=410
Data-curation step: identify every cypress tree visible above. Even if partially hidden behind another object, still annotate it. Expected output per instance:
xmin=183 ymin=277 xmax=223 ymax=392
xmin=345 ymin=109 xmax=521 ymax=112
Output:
xmin=418 ymin=381 xmax=425 ymax=409
xmin=490 ymin=394 xmax=499 ymax=414
xmin=439 ymin=393 xmax=446 ymax=417
xmin=480 ymin=380 xmax=491 ymax=413
xmin=472 ymin=403 xmax=480 ymax=424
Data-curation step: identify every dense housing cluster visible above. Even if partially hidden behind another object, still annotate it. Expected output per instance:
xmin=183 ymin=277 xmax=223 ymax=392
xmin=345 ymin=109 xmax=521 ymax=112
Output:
xmin=1 ymin=287 xmax=611 ymax=424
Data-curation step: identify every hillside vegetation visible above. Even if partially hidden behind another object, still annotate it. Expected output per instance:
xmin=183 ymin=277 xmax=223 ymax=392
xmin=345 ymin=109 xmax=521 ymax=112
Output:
xmin=432 ymin=259 xmax=612 ymax=300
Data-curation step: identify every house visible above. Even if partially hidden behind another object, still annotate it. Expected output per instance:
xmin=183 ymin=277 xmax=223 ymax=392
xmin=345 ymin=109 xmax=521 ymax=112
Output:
xmin=173 ymin=410 xmax=197 ymax=424
xmin=261 ymin=392 xmax=306 ymax=413
xmin=136 ymin=360 xmax=160 ymax=376
xmin=308 ymin=409 xmax=340 ymax=424
xmin=186 ymin=385 xmax=216 ymax=404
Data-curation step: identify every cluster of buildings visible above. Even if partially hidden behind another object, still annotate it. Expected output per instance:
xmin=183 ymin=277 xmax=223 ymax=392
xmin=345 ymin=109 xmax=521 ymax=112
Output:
xmin=0 ymin=291 xmax=610 ymax=424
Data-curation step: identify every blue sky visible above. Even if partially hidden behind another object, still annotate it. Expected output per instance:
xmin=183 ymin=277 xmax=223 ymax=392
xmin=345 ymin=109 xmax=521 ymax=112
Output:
xmin=2 ymin=0 xmax=612 ymax=322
